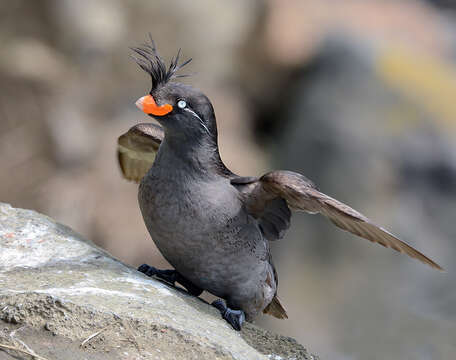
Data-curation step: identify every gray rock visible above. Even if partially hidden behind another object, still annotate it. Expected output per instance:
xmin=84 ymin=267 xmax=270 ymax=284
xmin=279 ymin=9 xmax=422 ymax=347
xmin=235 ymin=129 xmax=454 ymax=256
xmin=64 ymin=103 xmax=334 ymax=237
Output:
xmin=0 ymin=203 xmax=317 ymax=360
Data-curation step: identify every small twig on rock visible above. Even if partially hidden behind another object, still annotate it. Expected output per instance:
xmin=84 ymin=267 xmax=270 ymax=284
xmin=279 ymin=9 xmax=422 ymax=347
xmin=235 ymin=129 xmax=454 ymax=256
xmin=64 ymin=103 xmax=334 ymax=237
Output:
xmin=122 ymin=320 xmax=141 ymax=353
xmin=80 ymin=325 xmax=110 ymax=347
xmin=0 ymin=343 xmax=50 ymax=360
xmin=10 ymin=326 xmax=36 ymax=355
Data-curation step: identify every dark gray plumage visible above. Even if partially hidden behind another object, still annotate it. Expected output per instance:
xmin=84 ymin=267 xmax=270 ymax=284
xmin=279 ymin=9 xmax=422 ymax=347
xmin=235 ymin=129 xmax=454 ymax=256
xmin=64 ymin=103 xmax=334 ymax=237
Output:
xmin=117 ymin=38 xmax=442 ymax=330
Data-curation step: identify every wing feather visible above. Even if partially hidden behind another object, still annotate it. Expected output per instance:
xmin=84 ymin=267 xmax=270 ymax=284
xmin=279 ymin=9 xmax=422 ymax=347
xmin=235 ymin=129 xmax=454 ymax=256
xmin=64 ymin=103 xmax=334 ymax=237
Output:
xmin=258 ymin=170 xmax=442 ymax=271
xmin=117 ymin=123 xmax=164 ymax=183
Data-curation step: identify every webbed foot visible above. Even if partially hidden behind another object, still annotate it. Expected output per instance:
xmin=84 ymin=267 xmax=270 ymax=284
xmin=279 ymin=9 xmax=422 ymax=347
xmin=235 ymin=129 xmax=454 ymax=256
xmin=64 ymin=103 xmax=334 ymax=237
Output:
xmin=138 ymin=264 xmax=203 ymax=296
xmin=212 ymin=299 xmax=245 ymax=331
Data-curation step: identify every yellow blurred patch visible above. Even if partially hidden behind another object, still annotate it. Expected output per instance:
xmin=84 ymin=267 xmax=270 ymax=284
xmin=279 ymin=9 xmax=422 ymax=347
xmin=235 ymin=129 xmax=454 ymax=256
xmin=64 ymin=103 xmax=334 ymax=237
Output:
xmin=376 ymin=46 xmax=456 ymax=131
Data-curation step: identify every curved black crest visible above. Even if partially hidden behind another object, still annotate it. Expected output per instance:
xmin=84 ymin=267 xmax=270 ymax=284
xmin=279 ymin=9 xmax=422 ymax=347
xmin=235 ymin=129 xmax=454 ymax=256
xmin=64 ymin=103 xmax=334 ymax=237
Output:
xmin=130 ymin=34 xmax=192 ymax=91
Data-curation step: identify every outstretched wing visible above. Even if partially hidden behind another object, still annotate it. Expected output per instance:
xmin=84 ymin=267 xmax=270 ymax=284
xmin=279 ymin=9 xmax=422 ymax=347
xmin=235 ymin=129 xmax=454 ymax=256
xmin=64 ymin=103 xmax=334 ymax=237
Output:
xmin=117 ymin=123 xmax=164 ymax=183
xmin=233 ymin=170 xmax=442 ymax=271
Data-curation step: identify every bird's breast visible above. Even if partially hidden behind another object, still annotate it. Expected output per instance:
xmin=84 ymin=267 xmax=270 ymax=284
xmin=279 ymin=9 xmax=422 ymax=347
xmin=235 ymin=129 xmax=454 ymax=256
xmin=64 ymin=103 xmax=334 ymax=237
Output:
xmin=138 ymin=173 xmax=250 ymax=249
xmin=138 ymin=172 xmax=268 ymax=294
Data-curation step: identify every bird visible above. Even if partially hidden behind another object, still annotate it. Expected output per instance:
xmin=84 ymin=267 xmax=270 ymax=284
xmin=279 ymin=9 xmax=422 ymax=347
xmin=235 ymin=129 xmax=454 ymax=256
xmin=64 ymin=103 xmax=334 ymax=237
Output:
xmin=117 ymin=36 xmax=442 ymax=331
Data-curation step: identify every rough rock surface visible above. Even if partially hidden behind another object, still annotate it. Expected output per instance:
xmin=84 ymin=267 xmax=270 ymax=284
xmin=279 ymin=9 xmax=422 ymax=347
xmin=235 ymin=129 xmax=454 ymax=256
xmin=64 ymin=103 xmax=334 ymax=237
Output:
xmin=0 ymin=203 xmax=317 ymax=360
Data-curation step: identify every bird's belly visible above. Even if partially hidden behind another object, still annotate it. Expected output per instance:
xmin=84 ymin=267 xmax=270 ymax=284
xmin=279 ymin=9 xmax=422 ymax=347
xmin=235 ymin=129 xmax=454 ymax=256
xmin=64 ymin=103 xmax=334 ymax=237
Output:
xmin=151 ymin=227 xmax=264 ymax=298
xmin=138 ymin=178 xmax=269 ymax=297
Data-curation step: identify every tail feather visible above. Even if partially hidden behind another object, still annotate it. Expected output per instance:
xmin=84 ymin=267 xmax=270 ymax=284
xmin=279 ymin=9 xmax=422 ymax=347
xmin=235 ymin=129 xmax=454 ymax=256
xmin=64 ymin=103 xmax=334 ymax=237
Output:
xmin=263 ymin=296 xmax=288 ymax=319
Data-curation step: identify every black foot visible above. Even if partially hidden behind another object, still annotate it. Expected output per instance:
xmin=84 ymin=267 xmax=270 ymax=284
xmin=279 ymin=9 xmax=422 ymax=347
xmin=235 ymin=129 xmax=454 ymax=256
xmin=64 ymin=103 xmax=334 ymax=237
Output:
xmin=138 ymin=264 xmax=176 ymax=283
xmin=212 ymin=299 xmax=245 ymax=331
xmin=138 ymin=264 xmax=203 ymax=296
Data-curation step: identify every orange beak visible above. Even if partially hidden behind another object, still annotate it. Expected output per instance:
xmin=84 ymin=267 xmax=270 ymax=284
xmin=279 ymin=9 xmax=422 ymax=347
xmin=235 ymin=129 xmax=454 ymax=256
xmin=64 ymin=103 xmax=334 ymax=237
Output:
xmin=135 ymin=94 xmax=173 ymax=116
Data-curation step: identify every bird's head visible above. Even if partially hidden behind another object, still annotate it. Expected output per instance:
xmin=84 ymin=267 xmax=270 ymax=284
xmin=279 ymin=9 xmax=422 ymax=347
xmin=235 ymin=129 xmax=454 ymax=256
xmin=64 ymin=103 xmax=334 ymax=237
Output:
xmin=131 ymin=37 xmax=216 ymax=142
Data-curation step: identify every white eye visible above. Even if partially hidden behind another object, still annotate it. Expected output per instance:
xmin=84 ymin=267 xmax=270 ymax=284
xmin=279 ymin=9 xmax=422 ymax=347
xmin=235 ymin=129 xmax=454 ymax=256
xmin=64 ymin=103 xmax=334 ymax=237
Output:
xmin=177 ymin=100 xmax=187 ymax=109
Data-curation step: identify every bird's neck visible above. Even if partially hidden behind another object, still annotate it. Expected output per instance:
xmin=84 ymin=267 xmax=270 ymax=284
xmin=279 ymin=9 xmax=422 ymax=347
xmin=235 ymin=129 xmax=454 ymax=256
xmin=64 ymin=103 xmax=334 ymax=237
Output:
xmin=158 ymin=132 xmax=231 ymax=178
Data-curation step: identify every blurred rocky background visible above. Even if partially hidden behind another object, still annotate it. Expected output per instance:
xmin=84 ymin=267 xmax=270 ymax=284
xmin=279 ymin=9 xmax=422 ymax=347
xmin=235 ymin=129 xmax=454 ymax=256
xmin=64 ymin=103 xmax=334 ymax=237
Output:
xmin=0 ymin=0 xmax=455 ymax=359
